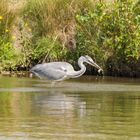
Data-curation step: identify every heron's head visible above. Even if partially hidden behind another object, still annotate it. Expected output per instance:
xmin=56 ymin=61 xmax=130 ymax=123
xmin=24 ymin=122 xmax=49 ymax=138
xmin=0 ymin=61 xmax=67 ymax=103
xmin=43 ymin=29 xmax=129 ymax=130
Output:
xmin=79 ymin=55 xmax=103 ymax=74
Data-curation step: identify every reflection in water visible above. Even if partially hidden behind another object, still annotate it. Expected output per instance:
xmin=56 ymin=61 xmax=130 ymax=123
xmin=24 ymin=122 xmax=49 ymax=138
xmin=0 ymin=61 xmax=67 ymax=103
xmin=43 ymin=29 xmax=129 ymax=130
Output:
xmin=32 ymin=91 xmax=85 ymax=117
xmin=0 ymin=76 xmax=139 ymax=139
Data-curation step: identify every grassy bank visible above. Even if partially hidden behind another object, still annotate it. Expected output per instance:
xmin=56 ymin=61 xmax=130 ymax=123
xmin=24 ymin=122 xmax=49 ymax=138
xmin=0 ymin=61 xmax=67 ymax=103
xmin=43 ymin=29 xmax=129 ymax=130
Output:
xmin=0 ymin=0 xmax=140 ymax=77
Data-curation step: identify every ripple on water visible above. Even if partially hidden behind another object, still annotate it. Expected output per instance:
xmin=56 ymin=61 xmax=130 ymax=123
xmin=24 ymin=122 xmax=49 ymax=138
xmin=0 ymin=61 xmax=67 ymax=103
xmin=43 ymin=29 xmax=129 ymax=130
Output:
xmin=0 ymin=76 xmax=140 ymax=140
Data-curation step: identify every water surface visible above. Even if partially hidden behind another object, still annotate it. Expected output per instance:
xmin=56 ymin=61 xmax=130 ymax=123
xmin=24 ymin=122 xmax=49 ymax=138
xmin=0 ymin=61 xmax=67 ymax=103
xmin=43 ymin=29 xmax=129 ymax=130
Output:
xmin=0 ymin=76 xmax=140 ymax=140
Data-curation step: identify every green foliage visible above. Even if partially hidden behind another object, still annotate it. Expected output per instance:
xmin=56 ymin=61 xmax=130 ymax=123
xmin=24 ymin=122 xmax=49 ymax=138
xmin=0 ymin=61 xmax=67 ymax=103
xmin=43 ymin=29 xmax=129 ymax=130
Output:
xmin=75 ymin=2 xmax=111 ymax=66
xmin=16 ymin=23 xmax=33 ymax=69
xmin=32 ymin=37 xmax=68 ymax=63
xmin=0 ymin=38 xmax=17 ymax=71
xmin=0 ymin=0 xmax=17 ymax=71
xmin=76 ymin=0 xmax=140 ymax=64
xmin=0 ymin=0 xmax=139 ymax=77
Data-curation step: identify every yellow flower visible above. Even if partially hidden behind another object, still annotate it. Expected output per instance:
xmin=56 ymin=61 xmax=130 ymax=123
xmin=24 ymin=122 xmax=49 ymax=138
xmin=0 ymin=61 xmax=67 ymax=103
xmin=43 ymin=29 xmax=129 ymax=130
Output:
xmin=12 ymin=36 xmax=16 ymax=40
xmin=25 ymin=23 xmax=28 ymax=27
xmin=0 ymin=16 xmax=3 ymax=20
xmin=28 ymin=28 xmax=32 ymax=32
xmin=5 ymin=29 xmax=9 ymax=32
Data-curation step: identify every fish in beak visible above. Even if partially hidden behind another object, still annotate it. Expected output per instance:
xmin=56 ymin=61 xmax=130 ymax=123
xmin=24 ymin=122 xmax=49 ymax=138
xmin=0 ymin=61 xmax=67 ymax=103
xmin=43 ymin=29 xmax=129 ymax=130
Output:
xmin=88 ymin=60 xmax=104 ymax=76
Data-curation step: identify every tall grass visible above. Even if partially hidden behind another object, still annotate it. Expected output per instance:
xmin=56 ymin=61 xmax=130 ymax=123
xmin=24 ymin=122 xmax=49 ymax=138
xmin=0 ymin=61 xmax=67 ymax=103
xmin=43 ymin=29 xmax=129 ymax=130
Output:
xmin=0 ymin=0 xmax=17 ymax=71
xmin=22 ymin=0 xmax=95 ymax=58
xmin=22 ymin=0 xmax=102 ymax=64
xmin=23 ymin=0 xmax=93 ymax=36
xmin=0 ymin=0 xmax=16 ymax=38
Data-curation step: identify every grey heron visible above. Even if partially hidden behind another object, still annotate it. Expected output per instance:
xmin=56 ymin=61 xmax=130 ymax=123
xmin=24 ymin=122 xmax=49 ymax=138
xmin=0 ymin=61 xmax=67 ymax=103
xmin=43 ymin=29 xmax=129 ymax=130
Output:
xmin=30 ymin=55 xmax=103 ymax=81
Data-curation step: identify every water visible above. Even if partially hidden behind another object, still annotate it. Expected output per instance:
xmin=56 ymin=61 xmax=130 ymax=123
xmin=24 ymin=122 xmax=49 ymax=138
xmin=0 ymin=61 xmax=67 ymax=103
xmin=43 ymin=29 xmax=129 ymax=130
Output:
xmin=0 ymin=75 xmax=140 ymax=140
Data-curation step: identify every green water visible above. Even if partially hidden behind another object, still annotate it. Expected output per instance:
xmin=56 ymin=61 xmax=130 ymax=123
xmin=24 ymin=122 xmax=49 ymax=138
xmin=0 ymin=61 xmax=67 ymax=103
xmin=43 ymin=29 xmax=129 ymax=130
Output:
xmin=0 ymin=76 xmax=140 ymax=140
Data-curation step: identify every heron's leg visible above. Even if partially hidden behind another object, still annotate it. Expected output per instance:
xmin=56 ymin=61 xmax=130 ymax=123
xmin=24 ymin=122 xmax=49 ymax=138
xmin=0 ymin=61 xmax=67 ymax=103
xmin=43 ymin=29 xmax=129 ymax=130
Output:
xmin=51 ymin=81 xmax=56 ymax=87
xmin=29 ymin=73 xmax=33 ymax=78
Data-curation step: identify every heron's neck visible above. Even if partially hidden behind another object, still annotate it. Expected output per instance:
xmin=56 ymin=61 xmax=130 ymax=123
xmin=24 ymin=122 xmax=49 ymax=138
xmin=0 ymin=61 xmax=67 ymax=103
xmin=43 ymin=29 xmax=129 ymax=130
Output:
xmin=68 ymin=60 xmax=86 ymax=78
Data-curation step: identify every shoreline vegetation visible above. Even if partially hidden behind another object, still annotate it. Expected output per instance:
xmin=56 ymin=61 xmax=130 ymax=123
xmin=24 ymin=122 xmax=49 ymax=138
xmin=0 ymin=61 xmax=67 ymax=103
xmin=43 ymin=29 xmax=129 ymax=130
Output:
xmin=0 ymin=0 xmax=140 ymax=77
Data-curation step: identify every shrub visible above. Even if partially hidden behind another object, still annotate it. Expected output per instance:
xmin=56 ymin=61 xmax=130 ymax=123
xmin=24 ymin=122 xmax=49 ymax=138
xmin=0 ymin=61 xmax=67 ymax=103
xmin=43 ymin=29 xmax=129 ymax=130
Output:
xmin=76 ymin=0 xmax=140 ymax=66
xmin=0 ymin=37 xmax=17 ymax=71
xmin=32 ymin=36 xmax=68 ymax=64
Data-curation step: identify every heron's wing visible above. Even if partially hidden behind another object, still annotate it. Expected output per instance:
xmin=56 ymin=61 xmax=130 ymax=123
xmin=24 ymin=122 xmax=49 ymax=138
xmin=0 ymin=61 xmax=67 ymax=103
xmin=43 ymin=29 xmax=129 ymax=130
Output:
xmin=42 ymin=67 xmax=67 ymax=80
xmin=31 ymin=63 xmax=69 ymax=81
xmin=47 ymin=62 xmax=75 ymax=71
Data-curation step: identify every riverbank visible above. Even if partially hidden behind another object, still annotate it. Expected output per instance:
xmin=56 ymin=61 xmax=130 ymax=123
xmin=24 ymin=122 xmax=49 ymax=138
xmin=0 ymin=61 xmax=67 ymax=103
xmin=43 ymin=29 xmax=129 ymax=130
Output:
xmin=0 ymin=0 xmax=140 ymax=77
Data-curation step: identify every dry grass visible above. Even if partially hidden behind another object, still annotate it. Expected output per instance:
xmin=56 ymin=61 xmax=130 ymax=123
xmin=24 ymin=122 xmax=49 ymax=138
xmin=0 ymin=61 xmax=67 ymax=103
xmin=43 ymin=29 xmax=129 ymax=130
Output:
xmin=22 ymin=0 xmax=96 ymax=49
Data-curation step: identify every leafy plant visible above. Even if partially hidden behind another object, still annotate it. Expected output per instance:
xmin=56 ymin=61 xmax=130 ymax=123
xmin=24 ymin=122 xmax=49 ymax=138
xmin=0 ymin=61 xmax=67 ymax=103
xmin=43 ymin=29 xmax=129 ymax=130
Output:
xmin=76 ymin=0 xmax=140 ymax=65
xmin=32 ymin=36 xmax=68 ymax=64
xmin=0 ymin=38 xmax=17 ymax=71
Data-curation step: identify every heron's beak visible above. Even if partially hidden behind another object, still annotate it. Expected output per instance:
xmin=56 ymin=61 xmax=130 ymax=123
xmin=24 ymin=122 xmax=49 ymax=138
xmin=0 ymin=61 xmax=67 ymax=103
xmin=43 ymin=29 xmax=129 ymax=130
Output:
xmin=89 ymin=61 xmax=101 ymax=69
xmin=88 ymin=61 xmax=103 ymax=75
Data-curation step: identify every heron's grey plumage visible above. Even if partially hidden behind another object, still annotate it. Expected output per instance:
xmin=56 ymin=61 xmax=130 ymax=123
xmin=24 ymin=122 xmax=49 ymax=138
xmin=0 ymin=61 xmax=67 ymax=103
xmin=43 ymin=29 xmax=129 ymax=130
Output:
xmin=30 ymin=55 xmax=103 ymax=81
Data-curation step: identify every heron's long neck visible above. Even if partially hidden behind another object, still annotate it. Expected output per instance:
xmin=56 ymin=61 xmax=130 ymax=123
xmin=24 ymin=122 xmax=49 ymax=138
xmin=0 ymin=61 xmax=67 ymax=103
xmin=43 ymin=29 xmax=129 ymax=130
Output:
xmin=68 ymin=60 xmax=86 ymax=78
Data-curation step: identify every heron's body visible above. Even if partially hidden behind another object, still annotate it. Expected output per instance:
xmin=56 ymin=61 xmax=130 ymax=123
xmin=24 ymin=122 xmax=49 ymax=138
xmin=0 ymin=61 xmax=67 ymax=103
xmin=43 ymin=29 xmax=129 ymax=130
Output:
xmin=30 ymin=55 xmax=102 ymax=81
xmin=31 ymin=62 xmax=75 ymax=81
